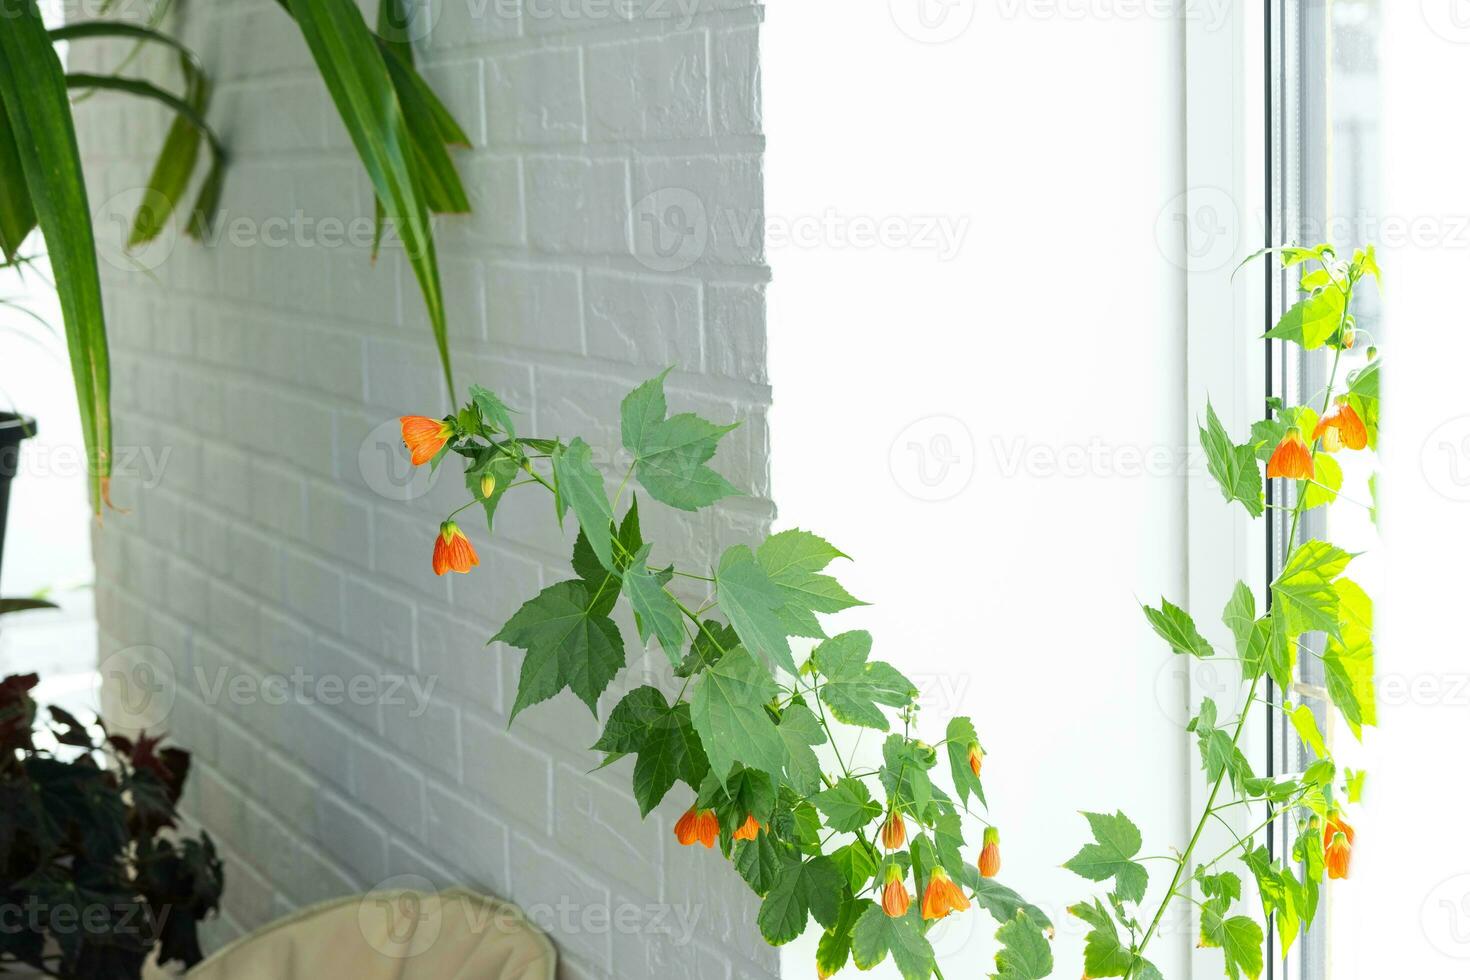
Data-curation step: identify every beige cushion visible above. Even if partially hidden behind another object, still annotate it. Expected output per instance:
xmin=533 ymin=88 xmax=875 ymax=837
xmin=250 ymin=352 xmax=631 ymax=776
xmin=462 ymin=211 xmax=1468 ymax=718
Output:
xmin=174 ymin=889 xmax=555 ymax=980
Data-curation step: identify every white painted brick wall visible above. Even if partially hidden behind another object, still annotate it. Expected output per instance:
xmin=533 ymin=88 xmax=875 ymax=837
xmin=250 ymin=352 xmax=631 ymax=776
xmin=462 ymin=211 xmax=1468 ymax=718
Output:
xmin=71 ymin=1 xmax=772 ymax=976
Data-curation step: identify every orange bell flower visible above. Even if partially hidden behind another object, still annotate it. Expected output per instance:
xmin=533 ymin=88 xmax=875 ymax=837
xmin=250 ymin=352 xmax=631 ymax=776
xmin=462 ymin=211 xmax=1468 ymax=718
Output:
xmin=674 ymin=807 xmax=719 ymax=849
xmin=1313 ymin=398 xmax=1368 ymax=452
xmin=881 ymin=864 xmax=911 ymax=918
xmin=400 ymin=416 xmax=454 ymax=466
xmin=433 ymin=521 xmax=479 ymax=576
xmin=1266 ymin=428 xmax=1315 ymax=480
xmin=733 ymin=814 xmax=762 ymax=842
xmin=979 ymin=827 xmax=1001 ymax=878
xmin=1325 ymin=830 xmax=1352 ymax=880
xmin=881 ymin=810 xmax=907 ymax=850
xmin=968 ymin=742 xmax=984 ymax=778
xmin=921 ymin=867 xmax=970 ymax=920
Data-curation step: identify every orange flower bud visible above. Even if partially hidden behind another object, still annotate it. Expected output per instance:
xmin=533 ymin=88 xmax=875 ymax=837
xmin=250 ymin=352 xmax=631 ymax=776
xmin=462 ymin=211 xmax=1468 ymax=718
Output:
xmin=674 ymin=807 xmax=719 ymax=849
xmin=979 ymin=827 xmax=1001 ymax=878
xmin=400 ymin=415 xmax=454 ymax=466
xmin=882 ymin=864 xmax=910 ymax=918
xmin=1312 ymin=398 xmax=1368 ymax=452
xmin=920 ymin=866 xmax=970 ymax=921
xmin=432 ymin=521 xmax=479 ymax=576
xmin=881 ymin=811 xmax=907 ymax=850
xmin=733 ymin=814 xmax=762 ymax=842
xmin=1266 ymin=428 xmax=1315 ymax=480
xmin=968 ymin=742 xmax=984 ymax=778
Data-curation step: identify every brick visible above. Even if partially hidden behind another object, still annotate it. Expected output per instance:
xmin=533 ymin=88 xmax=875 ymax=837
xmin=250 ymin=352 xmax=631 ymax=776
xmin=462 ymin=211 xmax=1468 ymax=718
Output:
xmin=525 ymin=156 xmax=630 ymax=255
xmin=587 ymin=33 xmax=710 ymax=142
xmin=585 ymin=269 xmax=702 ymax=368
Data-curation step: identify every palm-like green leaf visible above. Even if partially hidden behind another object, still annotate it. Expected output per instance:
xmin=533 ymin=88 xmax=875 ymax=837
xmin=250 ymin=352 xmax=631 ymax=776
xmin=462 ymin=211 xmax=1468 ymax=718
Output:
xmin=0 ymin=0 xmax=110 ymax=510
xmin=53 ymin=22 xmax=227 ymax=243
xmin=282 ymin=0 xmax=455 ymax=401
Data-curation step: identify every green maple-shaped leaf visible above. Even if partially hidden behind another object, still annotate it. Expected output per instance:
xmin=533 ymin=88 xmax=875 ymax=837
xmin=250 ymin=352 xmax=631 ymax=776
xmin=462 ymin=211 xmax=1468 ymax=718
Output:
xmin=621 ymin=368 xmax=740 ymax=511
xmin=754 ymin=529 xmax=864 ymax=638
xmin=1063 ymin=810 xmax=1148 ymax=905
xmin=1222 ymin=582 xmax=1256 ymax=658
xmin=674 ymin=618 xmax=737 ymax=678
xmin=972 ymin=878 xmax=1052 ymax=930
xmin=812 ymin=777 xmax=882 ymax=833
xmin=879 ymin=733 xmax=938 ymax=815
xmin=1263 ymin=287 xmax=1346 ymax=350
xmin=1323 ymin=578 xmax=1375 ymax=737
xmin=829 ymin=840 xmax=880 ymax=893
xmin=1069 ymin=900 xmax=1133 ymax=978
xmin=1302 ymin=453 xmax=1343 ymax=510
xmin=1200 ymin=898 xmax=1264 ymax=980
xmin=992 ymin=911 xmax=1055 ymax=980
xmin=622 ymin=545 xmax=684 ymax=665
xmin=734 ymin=830 xmax=783 ymax=896
xmin=813 ymin=631 xmax=917 ymax=731
xmin=1143 ymin=598 xmax=1215 ymax=659
xmin=757 ymin=851 xmax=844 ymax=945
xmin=469 ymin=384 xmax=518 ymax=438
xmin=552 ymin=437 xmax=616 ymax=570
xmin=689 ymin=646 xmax=788 ymax=785
xmin=1200 ymin=402 xmax=1264 ymax=517
xmin=946 ymin=715 xmax=986 ymax=808
xmin=716 ymin=545 xmax=798 ymax=675
xmin=1188 ymin=699 xmax=1254 ymax=792
xmin=815 ymin=897 xmax=868 ymax=979
xmin=851 ymin=903 xmax=935 ymax=980
xmin=590 ymin=686 xmax=708 ymax=816
xmin=778 ymin=703 xmax=826 ymax=795
xmin=495 ymin=580 xmax=626 ymax=721
xmin=571 ymin=503 xmax=644 ymax=617
xmin=1272 ymin=540 xmax=1352 ymax=638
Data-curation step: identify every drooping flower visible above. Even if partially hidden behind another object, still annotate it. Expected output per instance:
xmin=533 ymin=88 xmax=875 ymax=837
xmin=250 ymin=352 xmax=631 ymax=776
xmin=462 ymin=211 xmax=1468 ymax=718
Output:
xmin=400 ymin=415 xmax=454 ymax=465
xmin=979 ymin=826 xmax=1001 ymax=878
xmin=1313 ymin=398 xmax=1368 ymax=452
xmin=968 ymin=742 xmax=984 ymax=778
xmin=881 ymin=863 xmax=911 ymax=918
xmin=733 ymin=814 xmax=763 ymax=842
xmin=1325 ymin=830 xmax=1352 ymax=880
xmin=1266 ymin=428 xmax=1315 ymax=480
xmin=921 ymin=867 xmax=970 ymax=920
xmin=432 ymin=521 xmax=479 ymax=576
xmin=674 ymin=807 xmax=719 ymax=849
xmin=881 ymin=810 xmax=907 ymax=850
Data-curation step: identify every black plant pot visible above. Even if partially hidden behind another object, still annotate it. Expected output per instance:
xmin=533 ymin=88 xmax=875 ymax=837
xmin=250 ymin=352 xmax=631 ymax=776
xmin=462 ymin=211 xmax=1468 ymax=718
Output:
xmin=0 ymin=413 xmax=36 ymax=583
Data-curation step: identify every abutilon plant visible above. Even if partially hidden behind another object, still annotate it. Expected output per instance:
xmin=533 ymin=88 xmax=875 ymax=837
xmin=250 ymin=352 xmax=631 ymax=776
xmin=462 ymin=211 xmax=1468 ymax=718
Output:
xmin=396 ymin=245 xmax=1380 ymax=978
xmin=398 ymin=372 xmax=1048 ymax=979
xmin=1062 ymin=243 xmax=1381 ymax=980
